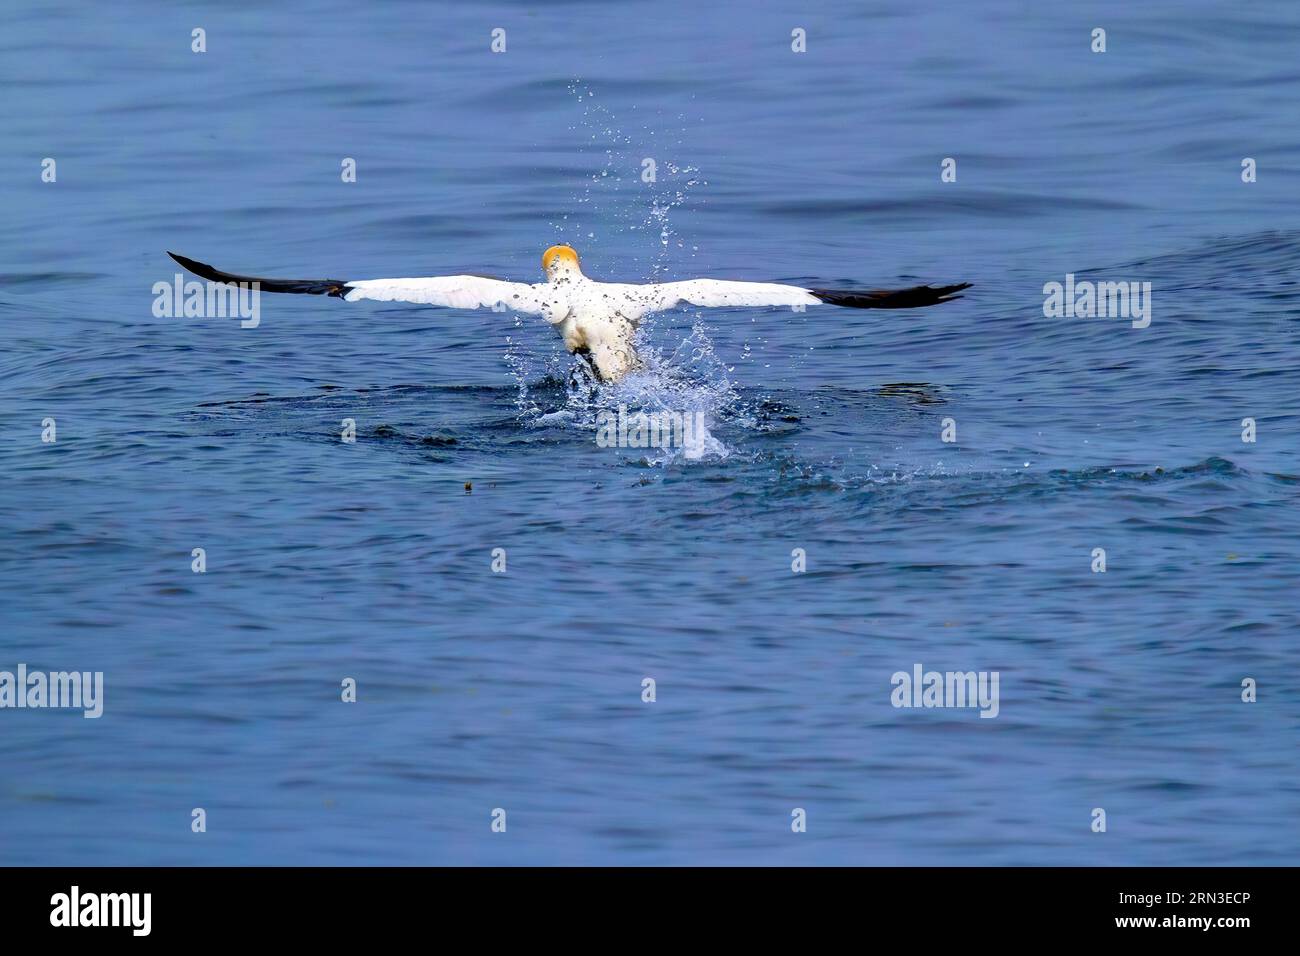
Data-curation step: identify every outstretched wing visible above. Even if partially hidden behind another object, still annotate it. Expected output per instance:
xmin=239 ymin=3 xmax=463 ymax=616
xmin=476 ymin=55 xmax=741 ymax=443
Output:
xmin=642 ymin=278 xmax=971 ymax=313
xmin=166 ymin=252 xmax=546 ymax=313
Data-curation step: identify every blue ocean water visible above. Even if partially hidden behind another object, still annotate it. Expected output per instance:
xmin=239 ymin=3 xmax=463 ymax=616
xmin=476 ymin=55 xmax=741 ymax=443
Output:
xmin=1 ymin=0 xmax=1298 ymax=865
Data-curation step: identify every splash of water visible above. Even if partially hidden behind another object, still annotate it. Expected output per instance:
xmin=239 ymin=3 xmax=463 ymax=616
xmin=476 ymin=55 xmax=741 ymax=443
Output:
xmin=508 ymin=315 xmax=746 ymax=465
xmin=507 ymin=83 xmax=732 ymax=464
xmin=558 ymin=81 xmax=707 ymax=278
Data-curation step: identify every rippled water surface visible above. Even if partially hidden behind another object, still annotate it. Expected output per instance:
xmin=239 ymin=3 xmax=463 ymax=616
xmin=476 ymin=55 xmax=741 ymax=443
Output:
xmin=2 ymin=0 xmax=1298 ymax=865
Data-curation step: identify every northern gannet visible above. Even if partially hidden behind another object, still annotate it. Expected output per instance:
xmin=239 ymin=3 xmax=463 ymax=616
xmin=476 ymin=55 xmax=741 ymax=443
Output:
xmin=167 ymin=246 xmax=970 ymax=382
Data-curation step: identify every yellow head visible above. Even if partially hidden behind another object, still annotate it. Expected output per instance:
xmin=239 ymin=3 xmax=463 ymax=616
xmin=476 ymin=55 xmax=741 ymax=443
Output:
xmin=542 ymin=244 xmax=581 ymax=277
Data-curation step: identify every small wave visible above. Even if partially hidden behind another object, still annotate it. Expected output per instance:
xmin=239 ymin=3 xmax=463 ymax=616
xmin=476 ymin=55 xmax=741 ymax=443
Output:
xmin=0 ymin=270 xmax=107 ymax=290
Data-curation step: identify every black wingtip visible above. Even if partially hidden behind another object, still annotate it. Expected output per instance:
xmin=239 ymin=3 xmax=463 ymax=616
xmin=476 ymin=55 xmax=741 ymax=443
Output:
xmin=166 ymin=251 xmax=228 ymax=283
xmin=167 ymin=251 xmax=205 ymax=273
xmin=165 ymin=251 xmax=352 ymax=298
xmin=811 ymin=282 xmax=973 ymax=309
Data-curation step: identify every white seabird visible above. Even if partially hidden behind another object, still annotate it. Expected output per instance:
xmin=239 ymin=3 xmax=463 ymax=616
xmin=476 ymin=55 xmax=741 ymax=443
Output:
xmin=167 ymin=245 xmax=970 ymax=383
